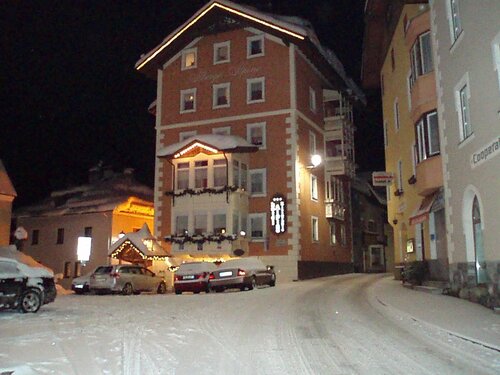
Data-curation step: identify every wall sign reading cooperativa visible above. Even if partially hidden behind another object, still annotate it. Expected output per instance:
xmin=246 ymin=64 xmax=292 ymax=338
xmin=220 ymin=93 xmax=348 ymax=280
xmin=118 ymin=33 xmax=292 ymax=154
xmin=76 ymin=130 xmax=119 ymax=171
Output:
xmin=470 ymin=136 xmax=500 ymax=168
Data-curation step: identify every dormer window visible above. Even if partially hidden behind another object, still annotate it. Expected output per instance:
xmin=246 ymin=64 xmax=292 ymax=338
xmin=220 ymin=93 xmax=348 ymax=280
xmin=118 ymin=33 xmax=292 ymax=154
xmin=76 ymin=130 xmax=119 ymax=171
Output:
xmin=214 ymin=41 xmax=230 ymax=64
xmin=182 ymin=48 xmax=197 ymax=70
xmin=247 ymin=35 xmax=264 ymax=58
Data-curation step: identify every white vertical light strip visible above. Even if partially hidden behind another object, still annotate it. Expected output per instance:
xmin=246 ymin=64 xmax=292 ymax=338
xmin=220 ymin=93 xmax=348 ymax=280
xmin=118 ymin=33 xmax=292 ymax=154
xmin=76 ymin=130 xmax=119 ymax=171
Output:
xmin=154 ymin=69 xmax=164 ymax=238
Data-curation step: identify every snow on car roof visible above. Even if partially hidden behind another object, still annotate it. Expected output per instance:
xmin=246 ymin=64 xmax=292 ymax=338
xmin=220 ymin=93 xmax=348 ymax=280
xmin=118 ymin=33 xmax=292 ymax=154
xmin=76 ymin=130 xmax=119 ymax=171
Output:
xmin=177 ymin=262 xmax=218 ymax=274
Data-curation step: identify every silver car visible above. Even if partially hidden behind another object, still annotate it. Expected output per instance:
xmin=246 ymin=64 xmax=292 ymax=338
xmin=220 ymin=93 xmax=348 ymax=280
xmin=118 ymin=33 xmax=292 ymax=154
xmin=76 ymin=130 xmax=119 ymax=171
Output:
xmin=89 ymin=265 xmax=167 ymax=295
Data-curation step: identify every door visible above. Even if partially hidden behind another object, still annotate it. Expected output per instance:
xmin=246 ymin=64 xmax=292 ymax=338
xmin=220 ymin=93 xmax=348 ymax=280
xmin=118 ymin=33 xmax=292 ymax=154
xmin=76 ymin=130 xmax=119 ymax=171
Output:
xmin=472 ymin=197 xmax=487 ymax=284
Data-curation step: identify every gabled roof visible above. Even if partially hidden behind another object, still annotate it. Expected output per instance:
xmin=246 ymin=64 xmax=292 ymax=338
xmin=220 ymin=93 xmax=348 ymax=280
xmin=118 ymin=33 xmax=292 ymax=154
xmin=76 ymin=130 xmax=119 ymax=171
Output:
xmin=158 ymin=134 xmax=258 ymax=159
xmin=109 ymin=223 xmax=169 ymax=260
xmin=136 ymin=0 xmax=364 ymax=103
xmin=0 ymin=160 xmax=17 ymax=198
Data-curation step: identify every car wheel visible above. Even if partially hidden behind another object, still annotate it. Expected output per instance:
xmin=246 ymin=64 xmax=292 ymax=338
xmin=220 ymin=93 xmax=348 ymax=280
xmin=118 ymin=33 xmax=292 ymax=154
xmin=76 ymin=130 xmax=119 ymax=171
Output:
xmin=193 ymin=290 xmax=200 ymax=294
xmin=205 ymin=286 xmax=210 ymax=293
xmin=269 ymin=274 xmax=276 ymax=287
xmin=20 ymin=289 xmax=42 ymax=313
xmin=122 ymin=283 xmax=133 ymax=295
xmin=215 ymin=288 xmax=224 ymax=293
xmin=247 ymin=276 xmax=256 ymax=291
xmin=175 ymin=290 xmax=182 ymax=295
xmin=157 ymin=282 xmax=167 ymax=294
xmin=74 ymin=290 xmax=84 ymax=295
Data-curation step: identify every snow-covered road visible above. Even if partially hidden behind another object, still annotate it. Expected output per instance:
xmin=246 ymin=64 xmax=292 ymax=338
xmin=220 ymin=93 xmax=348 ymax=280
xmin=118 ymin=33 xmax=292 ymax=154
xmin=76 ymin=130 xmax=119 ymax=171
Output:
xmin=0 ymin=274 xmax=498 ymax=375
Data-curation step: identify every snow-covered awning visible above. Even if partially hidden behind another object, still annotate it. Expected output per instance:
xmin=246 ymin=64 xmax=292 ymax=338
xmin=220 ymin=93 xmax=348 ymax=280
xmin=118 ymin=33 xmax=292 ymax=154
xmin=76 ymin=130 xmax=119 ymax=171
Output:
xmin=109 ymin=224 xmax=169 ymax=261
xmin=157 ymin=134 xmax=258 ymax=159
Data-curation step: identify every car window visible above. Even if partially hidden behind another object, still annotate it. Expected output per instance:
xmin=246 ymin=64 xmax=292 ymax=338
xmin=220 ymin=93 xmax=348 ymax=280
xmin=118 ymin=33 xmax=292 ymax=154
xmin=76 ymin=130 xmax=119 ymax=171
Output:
xmin=0 ymin=261 xmax=19 ymax=275
xmin=94 ymin=266 xmax=113 ymax=274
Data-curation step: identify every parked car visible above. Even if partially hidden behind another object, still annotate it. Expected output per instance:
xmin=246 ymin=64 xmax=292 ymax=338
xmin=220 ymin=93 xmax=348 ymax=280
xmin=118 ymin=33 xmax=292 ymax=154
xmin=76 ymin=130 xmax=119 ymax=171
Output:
xmin=71 ymin=269 xmax=96 ymax=294
xmin=0 ymin=256 xmax=57 ymax=313
xmin=209 ymin=257 xmax=276 ymax=292
xmin=89 ymin=265 xmax=166 ymax=295
xmin=174 ymin=262 xmax=218 ymax=295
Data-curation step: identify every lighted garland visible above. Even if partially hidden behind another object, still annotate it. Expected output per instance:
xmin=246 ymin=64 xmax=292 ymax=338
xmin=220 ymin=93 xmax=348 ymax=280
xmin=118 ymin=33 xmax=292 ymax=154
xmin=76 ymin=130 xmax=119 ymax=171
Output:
xmin=165 ymin=185 xmax=238 ymax=197
xmin=110 ymin=239 xmax=169 ymax=261
xmin=164 ymin=233 xmax=237 ymax=245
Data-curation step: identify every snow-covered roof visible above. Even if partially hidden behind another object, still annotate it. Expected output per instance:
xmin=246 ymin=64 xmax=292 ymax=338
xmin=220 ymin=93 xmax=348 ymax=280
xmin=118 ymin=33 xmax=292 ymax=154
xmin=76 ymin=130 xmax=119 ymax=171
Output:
xmin=109 ymin=223 xmax=169 ymax=259
xmin=135 ymin=0 xmax=364 ymax=103
xmin=14 ymin=169 xmax=154 ymax=218
xmin=0 ymin=245 xmax=53 ymax=276
xmin=352 ymin=175 xmax=387 ymax=206
xmin=158 ymin=134 xmax=258 ymax=159
xmin=0 ymin=159 xmax=17 ymax=197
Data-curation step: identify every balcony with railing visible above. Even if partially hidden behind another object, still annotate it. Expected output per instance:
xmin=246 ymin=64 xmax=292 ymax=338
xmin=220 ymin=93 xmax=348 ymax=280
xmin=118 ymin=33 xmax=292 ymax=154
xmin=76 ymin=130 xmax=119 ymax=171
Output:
xmin=325 ymin=199 xmax=346 ymax=220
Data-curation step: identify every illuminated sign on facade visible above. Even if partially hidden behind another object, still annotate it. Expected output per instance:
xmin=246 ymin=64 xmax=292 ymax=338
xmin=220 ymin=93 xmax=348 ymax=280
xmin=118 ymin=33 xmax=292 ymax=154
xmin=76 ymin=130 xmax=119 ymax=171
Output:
xmin=270 ymin=194 xmax=287 ymax=234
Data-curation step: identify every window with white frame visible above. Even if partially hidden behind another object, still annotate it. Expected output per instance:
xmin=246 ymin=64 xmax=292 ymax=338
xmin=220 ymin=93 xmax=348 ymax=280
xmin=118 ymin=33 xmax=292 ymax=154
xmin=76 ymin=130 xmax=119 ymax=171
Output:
xmin=213 ymin=41 xmax=230 ymax=64
xmin=180 ymin=88 xmax=196 ymax=113
xmin=194 ymin=214 xmax=207 ymax=235
xmin=212 ymin=126 xmax=231 ymax=135
xmin=309 ymin=87 xmax=317 ymax=112
xmin=330 ymin=221 xmax=337 ymax=245
xmin=447 ymin=0 xmax=463 ymax=43
xmin=241 ymin=163 xmax=248 ymax=191
xmin=247 ymin=77 xmax=265 ymax=103
xmin=175 ymin=215 xmax=188 ymax=235
xmin=311 ymin=216 xmax=319 ymax=242
xmin=309 ymin=131 xmax=317 ymax=155
xmin=213 ymin=159 xmax=227 ymax=187
xmin=455 ymin=74 xmax=472 ymax=141
xmin=493 ymin=32 xmax=500 ymax=91
xmin=181 ymin=48 xmax=197 ymax=70
xmin=249 ymin=168 xmax=266 ymax=196
xmin=213 ymin=213 xmax=227 ymax=234
xmin=179 ymin=130 xmax=196 ymax=141
xmin=247 ymin=34 xmax=264 ymax=58
xmin=194 ymin=160 xmax=208 ymax=188
xmin=247 ymin=122 xmax=266 ymax=149
xmin=415 ymin=111 xmax=440 ymax=162
xmin=233 ymin=160 xmax=240 ymax=187
xmin=394 ymin=98 xmax=400 ymax=131
xmin=409 ymin=31 xmax=433 ymax=89
xmin=249 ymin=213 xmax=266 ymax=240
xmin=310 ymin=174 xmax=318 ymax=201
xmin=177 ymin=162 xmax=189 ymax=190
xmin=213 ymin=82 xmax=230 ymax=108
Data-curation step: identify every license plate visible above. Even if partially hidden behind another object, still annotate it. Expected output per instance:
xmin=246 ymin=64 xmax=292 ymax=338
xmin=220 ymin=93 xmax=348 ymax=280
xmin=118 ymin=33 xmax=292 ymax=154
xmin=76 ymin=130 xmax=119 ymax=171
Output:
xmin=183 ymin=275 xmax=195 ymax=280
xmin=219 ymin=271 xmax=233 ymax=277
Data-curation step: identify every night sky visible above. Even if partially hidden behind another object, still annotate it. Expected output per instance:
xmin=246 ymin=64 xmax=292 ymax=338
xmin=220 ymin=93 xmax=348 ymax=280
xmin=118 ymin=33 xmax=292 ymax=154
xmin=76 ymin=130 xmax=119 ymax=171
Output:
xmin=1 ymin=0 xmax=381 ymax=208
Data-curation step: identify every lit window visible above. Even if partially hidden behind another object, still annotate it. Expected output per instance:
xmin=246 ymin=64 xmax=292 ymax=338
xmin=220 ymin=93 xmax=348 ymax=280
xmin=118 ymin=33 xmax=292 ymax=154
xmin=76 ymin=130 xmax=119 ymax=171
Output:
xmin=249 ymin=213 xmax=266 ymax=240
xmin=310 ymin=174 xmax=318 ymax=201
xmin=213 ymin=214 xmax=226 ymax=234
xmin=309 ymin=87 xmax=317 ymax=112
xmin=180 ymin=88 xmax=196 ymax=113
xmin=194 ymin=214 xmax=207 ymax=235
xmin=247 ymin=122 xmax=266 ymax=149
xmin=177 ymin=162 xmax=189 ymax=190
xmin=249 ymin=169 xmax=266 ymax=196
xmin=181 ymin=48 xmax=197 ymax=70
xmin=247 ymin=35 xmax=264 ymax=58
xmin=175 ymin=215 xmax=188 ymax=235
xmin=213 ymin=159 xmax=227 ymax=187
xmin=214 ymin=41 xmax=230 ymax=64
xmin=312 ymin=216 xmax=319 ymax=242
xmin=194 ymin=160 xmax=208 ymax=188
xmin=213 ymin=83 xmax=230 ymax=108
xmin=247 ymin=77 xmax=265 ymax=103
xmin=415 ymin=111 xmax=440 ymax=162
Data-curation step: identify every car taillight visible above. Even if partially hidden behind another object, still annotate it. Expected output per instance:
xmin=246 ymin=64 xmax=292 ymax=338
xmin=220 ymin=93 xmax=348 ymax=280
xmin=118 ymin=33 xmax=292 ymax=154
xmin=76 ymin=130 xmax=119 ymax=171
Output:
xmin=209 ymin=272 xmax=215 ymax=280
xmin=237 ymin=269 xmax=246 ymax=276
xmin=174 ymin=275 xmax=180 ymax=281
xmin=110 ymin=272 xmax=120 ymax=278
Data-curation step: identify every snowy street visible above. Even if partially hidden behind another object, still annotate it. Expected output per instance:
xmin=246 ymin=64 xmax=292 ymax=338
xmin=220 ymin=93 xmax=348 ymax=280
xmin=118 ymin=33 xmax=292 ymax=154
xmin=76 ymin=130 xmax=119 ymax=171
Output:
xmin=1 ymin=274 xmax=498 ymax=375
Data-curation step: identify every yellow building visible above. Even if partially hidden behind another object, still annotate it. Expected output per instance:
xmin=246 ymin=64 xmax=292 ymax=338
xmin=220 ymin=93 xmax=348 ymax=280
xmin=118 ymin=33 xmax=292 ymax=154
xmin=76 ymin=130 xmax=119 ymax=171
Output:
xmin=0 ymin=160 xmax=17 ymax=246
xmin=363 ymin=1 xmax=448 ymax=282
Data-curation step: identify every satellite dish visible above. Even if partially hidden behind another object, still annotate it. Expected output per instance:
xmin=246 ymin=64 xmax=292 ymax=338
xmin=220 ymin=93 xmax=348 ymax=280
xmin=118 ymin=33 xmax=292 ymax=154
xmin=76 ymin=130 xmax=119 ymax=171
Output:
xmin=14 ymin=227 xmax=28 ymax=241
xmin=233 ymin=248 xmax=245 ymax=257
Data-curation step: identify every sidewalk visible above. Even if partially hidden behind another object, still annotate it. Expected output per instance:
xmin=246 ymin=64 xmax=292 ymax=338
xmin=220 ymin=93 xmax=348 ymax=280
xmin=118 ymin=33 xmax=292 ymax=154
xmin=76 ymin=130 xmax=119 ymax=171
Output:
xmin=369 ymin=274 xmax=500 ymax=351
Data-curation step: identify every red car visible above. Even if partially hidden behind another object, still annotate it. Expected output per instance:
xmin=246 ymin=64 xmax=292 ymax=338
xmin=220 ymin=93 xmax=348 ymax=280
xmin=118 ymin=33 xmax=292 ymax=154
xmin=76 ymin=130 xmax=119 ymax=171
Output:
xmin=174 ymin=262 xmax=218 ymax=294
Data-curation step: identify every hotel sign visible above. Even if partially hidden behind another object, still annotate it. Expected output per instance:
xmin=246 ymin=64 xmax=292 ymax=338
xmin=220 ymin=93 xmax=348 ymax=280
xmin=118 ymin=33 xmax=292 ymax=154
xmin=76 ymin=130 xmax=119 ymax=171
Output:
xmin=270 ymin=194 xmax=287 ymax=234
xmin=471 ymin=136 xmax=500 ymax=169
xmin=372 ymin=171 xmax=394 ymax=186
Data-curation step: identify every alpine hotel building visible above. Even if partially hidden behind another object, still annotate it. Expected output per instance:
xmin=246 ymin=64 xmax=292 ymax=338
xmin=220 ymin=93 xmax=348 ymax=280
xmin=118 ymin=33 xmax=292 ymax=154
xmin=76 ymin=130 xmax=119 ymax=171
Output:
xmin=136 ymin=0 xmax=363 ymax=282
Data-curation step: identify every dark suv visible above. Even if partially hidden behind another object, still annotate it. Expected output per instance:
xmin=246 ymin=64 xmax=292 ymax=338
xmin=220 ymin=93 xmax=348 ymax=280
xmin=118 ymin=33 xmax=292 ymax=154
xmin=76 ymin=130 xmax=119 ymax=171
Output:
xmin=0 ymin=256 xmax=57 ymax=313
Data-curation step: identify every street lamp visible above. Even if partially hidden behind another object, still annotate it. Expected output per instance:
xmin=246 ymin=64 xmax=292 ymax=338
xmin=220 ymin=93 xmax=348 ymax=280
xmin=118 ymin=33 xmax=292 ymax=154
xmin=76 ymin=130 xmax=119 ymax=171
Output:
xmin=308 ymin=154 xmax=322 ymax=169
